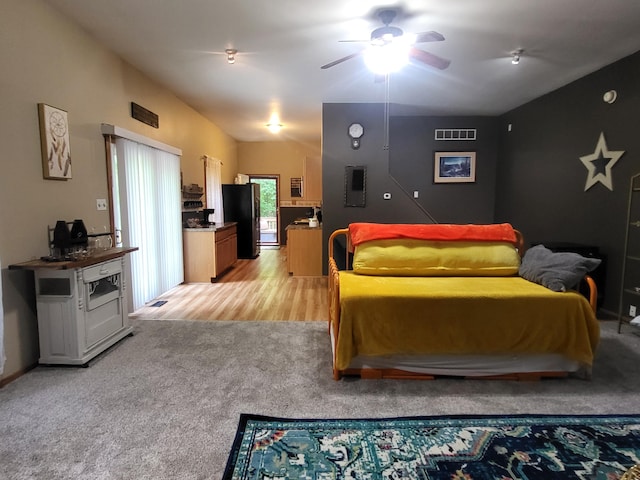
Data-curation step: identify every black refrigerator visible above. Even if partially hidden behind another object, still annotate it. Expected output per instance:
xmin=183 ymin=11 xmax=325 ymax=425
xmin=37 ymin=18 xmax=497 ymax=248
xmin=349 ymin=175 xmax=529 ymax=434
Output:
xmin=222 ymin=183 xmax=260 ymax=258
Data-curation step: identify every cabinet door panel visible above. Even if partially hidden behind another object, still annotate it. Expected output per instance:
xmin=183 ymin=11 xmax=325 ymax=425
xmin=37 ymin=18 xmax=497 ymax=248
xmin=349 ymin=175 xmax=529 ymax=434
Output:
xmin=86 ymin=298 xmax=124 ymax=348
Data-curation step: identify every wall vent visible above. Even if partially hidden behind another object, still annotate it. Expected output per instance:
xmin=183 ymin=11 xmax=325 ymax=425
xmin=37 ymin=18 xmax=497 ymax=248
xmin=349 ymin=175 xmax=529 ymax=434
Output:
xmin=435 ymin=129 xmax=477 ymax=141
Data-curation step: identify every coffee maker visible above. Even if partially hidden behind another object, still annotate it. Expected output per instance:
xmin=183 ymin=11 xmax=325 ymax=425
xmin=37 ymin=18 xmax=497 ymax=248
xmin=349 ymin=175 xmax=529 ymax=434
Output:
xmin=48 ymin=219 xmax=88 ymax=260
xmin=202 ymin=208 xmax=215 ymax=227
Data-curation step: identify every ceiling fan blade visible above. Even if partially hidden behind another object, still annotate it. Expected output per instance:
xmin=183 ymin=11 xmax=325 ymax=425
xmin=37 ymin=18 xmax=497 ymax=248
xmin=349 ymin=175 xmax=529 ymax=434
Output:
xmin=414 ymin=31 xmax=445 ymax=43
xmin=321 ymin=52 xmax=361 ymax=69
xmin=409 ymin=47 xmax=451 ymax=70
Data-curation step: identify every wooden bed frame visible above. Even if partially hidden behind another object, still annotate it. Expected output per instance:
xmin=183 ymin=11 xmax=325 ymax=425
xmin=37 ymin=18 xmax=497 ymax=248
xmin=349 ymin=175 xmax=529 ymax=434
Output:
xmin=328 ymin=227 xmax=598 ymax=381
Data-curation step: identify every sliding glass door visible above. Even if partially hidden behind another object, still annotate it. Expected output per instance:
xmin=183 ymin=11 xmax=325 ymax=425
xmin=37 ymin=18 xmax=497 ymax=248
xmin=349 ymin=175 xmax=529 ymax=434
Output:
xmin=108 ymin=136 xmax=183 ymax=311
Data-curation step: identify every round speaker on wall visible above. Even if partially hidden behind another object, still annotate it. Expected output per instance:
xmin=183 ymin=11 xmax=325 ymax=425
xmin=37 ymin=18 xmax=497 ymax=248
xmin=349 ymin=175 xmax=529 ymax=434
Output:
xmin=603 ymin=90 xmax=617 ymax=104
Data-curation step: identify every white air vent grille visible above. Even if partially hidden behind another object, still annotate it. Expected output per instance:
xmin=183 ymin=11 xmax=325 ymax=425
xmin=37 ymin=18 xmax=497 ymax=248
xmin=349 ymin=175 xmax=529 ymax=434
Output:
xmin=435 ymin=129 xmax=477 ymax=141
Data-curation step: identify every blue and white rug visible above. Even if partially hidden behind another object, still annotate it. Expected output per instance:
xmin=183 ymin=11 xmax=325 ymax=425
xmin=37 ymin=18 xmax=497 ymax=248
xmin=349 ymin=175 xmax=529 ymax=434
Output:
xmin=223 ymin=414 xmax=640 ymax=479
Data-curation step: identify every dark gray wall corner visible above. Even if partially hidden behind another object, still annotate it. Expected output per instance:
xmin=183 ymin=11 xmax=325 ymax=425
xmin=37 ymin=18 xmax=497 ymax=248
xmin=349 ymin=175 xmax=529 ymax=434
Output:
xmin=496 ymin=50 xmax=640 ymax=314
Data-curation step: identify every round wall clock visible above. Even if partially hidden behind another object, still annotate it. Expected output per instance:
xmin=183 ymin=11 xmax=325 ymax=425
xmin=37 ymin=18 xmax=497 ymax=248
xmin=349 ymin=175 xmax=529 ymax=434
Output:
xmin=348 ymin=123 xmax=364 ymax=149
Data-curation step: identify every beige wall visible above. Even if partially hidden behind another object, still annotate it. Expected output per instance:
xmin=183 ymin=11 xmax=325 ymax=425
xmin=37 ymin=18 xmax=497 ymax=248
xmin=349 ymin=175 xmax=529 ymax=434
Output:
xmin=237 ymin=141 xmax=322 ymax=203
xmin=0 ymin=0 xmax=238 ymax=381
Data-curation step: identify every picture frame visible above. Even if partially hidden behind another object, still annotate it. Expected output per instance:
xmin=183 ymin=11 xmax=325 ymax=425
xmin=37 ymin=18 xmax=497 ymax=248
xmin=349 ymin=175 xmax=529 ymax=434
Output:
xmin=434 ymin=151 xmax=475 ymax=183
xmin=38 ymin=103 xmax=72 ymax=180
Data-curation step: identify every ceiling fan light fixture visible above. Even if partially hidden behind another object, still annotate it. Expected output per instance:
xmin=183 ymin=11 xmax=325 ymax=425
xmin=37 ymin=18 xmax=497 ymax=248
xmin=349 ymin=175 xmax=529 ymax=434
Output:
xmin=225 ymin=48 xmax=237 ymax=64
xmin=364 ymin=42 xmax=409 ymax=75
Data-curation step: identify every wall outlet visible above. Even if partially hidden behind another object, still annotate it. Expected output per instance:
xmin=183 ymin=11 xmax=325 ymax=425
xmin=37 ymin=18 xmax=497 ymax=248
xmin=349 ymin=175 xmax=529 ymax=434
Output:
xmin=413 ymin=191 xmax=419 ymax=198
xmin=96 ymin=198 xmax=107 ymax=211
xmin=630 ymin=305 xmax=637 ymax=317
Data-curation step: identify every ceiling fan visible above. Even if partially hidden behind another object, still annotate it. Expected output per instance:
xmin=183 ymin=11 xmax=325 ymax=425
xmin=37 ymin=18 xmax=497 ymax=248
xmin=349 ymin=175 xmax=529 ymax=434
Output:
xmin=321 ymin=9 xmax=451 ymax=72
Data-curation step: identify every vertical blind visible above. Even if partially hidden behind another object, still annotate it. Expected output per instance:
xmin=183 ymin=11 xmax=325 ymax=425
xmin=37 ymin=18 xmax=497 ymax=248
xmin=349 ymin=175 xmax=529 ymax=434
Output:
xmin=113 ymin=137 xmax=183 ymax=310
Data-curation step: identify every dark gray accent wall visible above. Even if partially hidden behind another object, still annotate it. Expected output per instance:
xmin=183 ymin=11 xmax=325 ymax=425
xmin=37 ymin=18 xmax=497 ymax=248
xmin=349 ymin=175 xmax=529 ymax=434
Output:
xmin=496 ymin=51 xmax=640 ymax=315
xmin=322 ymin=103 xmax=500 ymax=271
xmin=389 ymin=116 xmax=499 ymax=223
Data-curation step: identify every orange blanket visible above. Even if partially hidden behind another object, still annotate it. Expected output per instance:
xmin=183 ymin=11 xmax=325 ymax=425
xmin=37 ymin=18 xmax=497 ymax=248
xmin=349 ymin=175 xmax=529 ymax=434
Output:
xmin=349 ymin=223 xmax=517 ymax=246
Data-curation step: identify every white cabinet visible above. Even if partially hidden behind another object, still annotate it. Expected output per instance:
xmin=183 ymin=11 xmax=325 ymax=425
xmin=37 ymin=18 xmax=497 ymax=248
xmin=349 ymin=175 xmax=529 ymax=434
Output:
xmin=34 ymin=257 xmax=133 ymax=365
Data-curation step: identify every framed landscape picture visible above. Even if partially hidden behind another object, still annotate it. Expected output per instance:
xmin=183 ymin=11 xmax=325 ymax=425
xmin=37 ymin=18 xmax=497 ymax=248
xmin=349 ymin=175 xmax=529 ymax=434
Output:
xmin=38 ymin=103 xmax=72 ymax=180
xmin=434 ymin=151 xmax=475 ymax=183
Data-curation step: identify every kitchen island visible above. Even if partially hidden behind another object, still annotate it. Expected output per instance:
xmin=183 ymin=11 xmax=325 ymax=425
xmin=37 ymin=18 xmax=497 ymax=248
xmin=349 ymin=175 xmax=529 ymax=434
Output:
xmin=286 ymin=222 xmax=323 ymax=276
xmin=182 ymin=222 xmax=238 ymax=282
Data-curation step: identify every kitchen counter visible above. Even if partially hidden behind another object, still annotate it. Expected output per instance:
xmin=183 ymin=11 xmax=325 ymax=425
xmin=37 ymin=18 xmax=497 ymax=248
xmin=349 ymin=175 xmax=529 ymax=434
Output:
xmin=286 ymin=222 xmax=323 ymax=276
xmin=183 ymin=223 xmax=238 ymax=281
xmin=285 ymin=222 xmax=322 ymax=230
xmin=182 ymin=221 xmax=237 ymax=233
xmin=9 ymin=247 xmax=139 ymax=271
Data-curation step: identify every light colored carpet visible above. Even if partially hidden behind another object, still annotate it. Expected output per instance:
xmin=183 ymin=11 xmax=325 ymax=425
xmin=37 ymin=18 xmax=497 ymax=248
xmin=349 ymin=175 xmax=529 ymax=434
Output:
xmin=1 ymin=319 xmax=639 ymax=479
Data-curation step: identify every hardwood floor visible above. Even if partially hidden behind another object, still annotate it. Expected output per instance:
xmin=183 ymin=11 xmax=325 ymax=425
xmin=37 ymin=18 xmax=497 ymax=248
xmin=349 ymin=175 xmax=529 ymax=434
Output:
xmin=130 ymin=247 xmax=328 ymax=321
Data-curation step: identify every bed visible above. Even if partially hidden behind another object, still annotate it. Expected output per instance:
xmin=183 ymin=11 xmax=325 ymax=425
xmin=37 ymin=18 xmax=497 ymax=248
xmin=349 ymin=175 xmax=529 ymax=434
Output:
xmin=328 ymin=223 xmax=601 ymax=380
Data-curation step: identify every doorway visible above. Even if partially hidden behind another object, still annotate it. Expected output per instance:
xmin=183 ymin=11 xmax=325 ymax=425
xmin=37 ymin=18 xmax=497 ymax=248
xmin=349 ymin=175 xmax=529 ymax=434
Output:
xmin=250 ymin=175 xmax=279 ymax=246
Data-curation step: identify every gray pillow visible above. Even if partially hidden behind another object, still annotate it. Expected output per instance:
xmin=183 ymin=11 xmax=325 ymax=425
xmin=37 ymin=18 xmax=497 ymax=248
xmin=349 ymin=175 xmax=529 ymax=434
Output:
xmin=519 ymin=244 xmax=601 ymax=292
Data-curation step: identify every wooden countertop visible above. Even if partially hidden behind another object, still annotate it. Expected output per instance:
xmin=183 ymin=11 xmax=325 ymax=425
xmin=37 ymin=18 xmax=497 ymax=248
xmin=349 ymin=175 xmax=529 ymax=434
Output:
xmin=9 ymin=247 xmax=139 ymax=270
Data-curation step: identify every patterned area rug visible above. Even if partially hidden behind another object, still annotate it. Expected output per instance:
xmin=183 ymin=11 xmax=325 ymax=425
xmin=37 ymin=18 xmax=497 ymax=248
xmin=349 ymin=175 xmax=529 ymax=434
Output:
xmin=223 ymin=414 xmax=640 ymax=479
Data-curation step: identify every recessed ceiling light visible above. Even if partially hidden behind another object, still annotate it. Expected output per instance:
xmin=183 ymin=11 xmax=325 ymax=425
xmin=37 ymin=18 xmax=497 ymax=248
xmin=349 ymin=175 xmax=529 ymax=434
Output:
xmin=266 ymin=123 xmax=283 ymax=133
xmin=266 ymin=113 xmax=282 ymax=133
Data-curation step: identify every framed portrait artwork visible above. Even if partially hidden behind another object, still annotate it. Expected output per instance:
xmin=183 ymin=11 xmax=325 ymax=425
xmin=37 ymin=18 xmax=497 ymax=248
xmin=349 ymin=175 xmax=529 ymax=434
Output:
xmin=38 ymin=103 xmax=72 ymax=180
xmin=434 ymin=151 xmax=476 ymax=183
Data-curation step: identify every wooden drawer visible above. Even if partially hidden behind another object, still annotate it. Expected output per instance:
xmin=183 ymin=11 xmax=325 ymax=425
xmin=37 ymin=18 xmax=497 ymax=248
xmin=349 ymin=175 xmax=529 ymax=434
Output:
xmin=215 ymin=224 xmax=237 ymax=243
xmin=82 ymin=259 xmax=122 ymax=282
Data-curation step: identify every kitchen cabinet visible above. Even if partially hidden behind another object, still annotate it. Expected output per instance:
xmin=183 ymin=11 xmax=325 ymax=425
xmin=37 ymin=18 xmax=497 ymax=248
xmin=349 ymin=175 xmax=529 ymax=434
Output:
xmin=286 ymin=224 xmax=323 ymax=276
xmin=303 ymin=155 xmax=322 ymax=202
xmin=9 ymin=249 xmax=137 ymax=366
xmin=183 ymin=223 xmax=238 ymax=282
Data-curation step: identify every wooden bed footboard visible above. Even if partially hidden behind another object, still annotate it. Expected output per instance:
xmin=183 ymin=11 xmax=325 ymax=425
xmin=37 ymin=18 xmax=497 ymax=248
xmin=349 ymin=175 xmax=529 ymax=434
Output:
xmin=327 ymin=226 xmax=598 ymax=381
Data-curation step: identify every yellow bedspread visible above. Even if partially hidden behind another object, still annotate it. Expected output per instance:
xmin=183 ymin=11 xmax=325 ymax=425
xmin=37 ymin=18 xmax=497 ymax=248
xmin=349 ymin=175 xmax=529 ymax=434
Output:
xmin=335 ymin=273 xmax=600 ymax=371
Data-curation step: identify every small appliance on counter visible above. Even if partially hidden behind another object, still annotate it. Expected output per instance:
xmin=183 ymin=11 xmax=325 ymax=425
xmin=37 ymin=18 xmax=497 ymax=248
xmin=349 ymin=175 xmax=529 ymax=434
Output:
xmin=45 ymin=219 xmax=88 ymax=261
xmin=70 ymin=219 xmax=88 ymax=248
xmin=202 ymin=208 xmax=215 ymax=227
xmin=306 ymin=206 xmax=321 ymax=228
xmin=184 ymin=208 xmax=215 ymax=228
xmin=43 ymin=219 xmax=110 ymax=262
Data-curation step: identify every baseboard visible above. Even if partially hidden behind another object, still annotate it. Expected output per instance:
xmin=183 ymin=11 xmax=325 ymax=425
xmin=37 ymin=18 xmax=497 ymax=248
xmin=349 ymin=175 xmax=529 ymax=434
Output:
xmin=0 ymin=362 xmax=38 ymax=388
xmin=597 ymin=308 xmax=618 ymax=321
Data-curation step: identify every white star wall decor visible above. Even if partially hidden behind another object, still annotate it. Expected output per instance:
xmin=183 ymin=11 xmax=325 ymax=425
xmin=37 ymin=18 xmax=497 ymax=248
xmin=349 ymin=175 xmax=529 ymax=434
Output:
xmin=579 ymin=132 xmax=624 ymax=191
